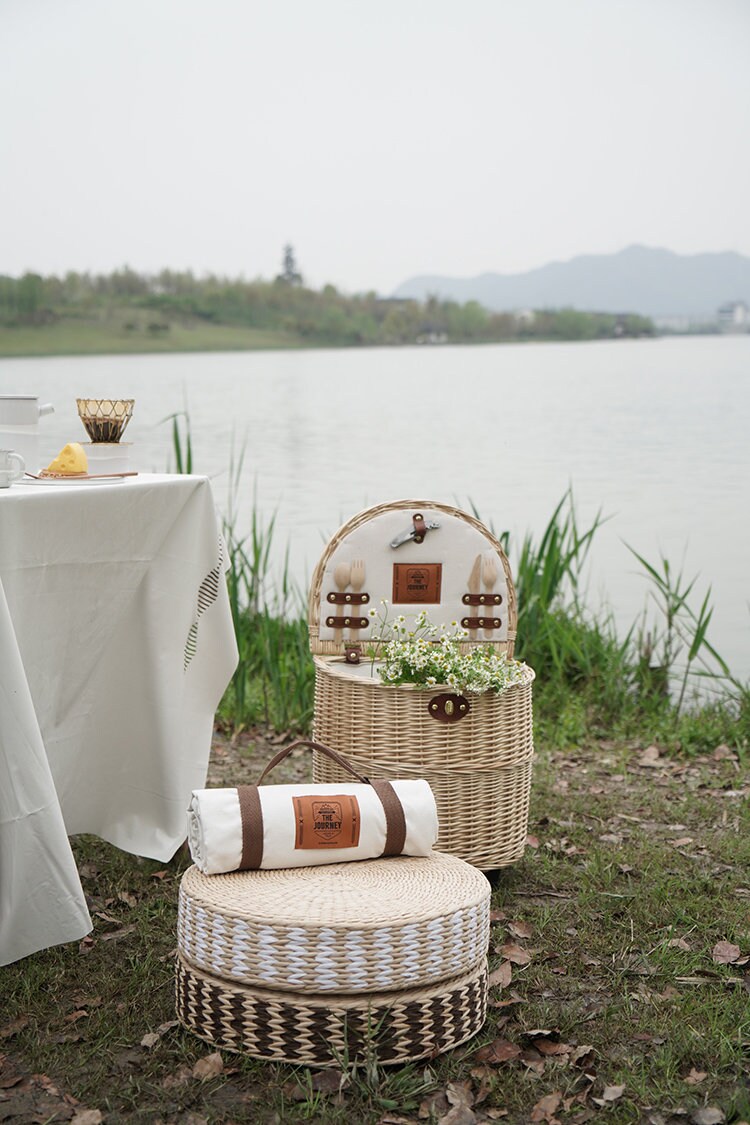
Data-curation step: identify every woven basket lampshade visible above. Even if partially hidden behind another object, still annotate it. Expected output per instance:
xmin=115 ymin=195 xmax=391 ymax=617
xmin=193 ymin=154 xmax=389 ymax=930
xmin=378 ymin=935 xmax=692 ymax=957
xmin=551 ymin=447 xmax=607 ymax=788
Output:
xmin=76 ymin=398 xmax=134 ymax=443
xmin=176 ymin=852 xmax=491 ymax=1066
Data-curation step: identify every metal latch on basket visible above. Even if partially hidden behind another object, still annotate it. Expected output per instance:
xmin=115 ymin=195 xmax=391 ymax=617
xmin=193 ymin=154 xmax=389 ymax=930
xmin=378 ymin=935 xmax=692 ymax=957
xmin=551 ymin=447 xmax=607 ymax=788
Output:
xmin=390 ymin=513 xmax=441 ymax=548
xmin=428 ymin=693 xmax=470 ymax=723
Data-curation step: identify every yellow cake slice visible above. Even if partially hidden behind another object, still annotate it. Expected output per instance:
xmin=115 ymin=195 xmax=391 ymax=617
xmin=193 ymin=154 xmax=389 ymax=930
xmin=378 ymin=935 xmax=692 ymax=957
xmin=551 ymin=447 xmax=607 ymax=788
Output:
xmin=42 ymin=442 xmax=89 ymax=476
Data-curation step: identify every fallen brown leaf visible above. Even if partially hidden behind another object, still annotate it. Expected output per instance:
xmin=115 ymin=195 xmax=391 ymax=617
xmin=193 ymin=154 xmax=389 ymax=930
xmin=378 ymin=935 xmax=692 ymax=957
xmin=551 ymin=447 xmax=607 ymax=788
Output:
xmin=64 ymin=1010 xmax=89 ymax=1024
xmin=474 ymin=1038 xmax=521 ymax=1065
xmin=497 ymin=942 xmax=531 ymax=965
xmin=488 ymin=962 xmax=512 ymax=989
xmin=0 ymin=1017 xmax=29 ymax=1040
xmin=712 ymin=940 xmax=741 ymax=964
xmin=690 ymin=1108 xmax=725 ymax=1125
xmin=526 ymin=835 xmax=540 ymax=849
xmin=310 ymin=1069 xmax=345 ymax=1094
xmin=569 ymin=1045 xmax=595 ymax=1067
xmin=0 ymin=1071 xmax=24 ymax=1089
xmin=520 ymin=1047 xmax=545 ymax=1075
xmin=599 ymin=1084 xmax=625 ymax=1103
xmin=530 ymin=1091 xmax=562 ymax=1123
xmin=508 ymin=920 xmax=533 ymax=939
xmin=684 ymin=1068 xmax=708 ymax=1085
xmin=71 ymin=1112 xmax=104 ymax=1125
xmin=34 ymin=1073 xmax=62 ymax=1096
xmin=488 ymin=991 xmax=525 ymax=1009
xmin=669 ymin=837 xmax=694 ymax=848
xmin=141 ymin=1019 xmax=179 ymax=1050
xmin=533 ymin=1039 xmax=572 ymax=1057
xmin=668 ymin=938 xmax=691 ymax=951
xmin=99 ymin=925 xmax=136 ymax=942
xmin=192 ymin=1051 xmax=223 ymax=1079
xmin=638 ymin=745 xmax=661 ymax=767
xmin=445 ymin=1080 xmax=474 ymax=1109
xmin=419 ymin=1090 xmax=449 ymax=1119
xmin=161 ymin=1064 xmax=193 ymax=1089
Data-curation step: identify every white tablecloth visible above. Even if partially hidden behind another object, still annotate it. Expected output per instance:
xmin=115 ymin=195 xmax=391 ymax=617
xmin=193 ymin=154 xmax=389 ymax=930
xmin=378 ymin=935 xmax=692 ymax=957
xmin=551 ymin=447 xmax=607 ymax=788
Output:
xmin=0 ymin=473 xmax=238 ymax=965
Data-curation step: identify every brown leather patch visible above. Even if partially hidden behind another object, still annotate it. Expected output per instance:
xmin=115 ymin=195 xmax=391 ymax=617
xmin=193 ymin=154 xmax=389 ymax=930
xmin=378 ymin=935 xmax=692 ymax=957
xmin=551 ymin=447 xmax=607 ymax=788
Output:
xmin=392 ymin=562 xmax=442 ymax=604
xmin=293 ymin=795 xmax=361 ymax=850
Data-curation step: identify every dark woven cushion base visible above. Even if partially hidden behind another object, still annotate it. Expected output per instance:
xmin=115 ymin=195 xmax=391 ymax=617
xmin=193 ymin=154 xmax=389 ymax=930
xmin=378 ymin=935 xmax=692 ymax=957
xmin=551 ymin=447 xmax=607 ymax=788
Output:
xmin=176 ymin=953 xmax=488 ymax=1067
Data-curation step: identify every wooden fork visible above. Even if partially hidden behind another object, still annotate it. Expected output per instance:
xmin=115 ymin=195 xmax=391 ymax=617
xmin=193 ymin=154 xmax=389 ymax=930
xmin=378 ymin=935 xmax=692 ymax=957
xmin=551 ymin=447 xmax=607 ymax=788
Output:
xmin=349 ymin=559 xmax=366 ymax=643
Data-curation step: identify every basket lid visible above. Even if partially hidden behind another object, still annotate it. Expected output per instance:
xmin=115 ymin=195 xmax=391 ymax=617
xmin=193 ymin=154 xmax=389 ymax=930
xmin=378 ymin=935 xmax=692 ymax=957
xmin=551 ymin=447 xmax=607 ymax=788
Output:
xmin=308 ymin=499 xmax=517 ymax=659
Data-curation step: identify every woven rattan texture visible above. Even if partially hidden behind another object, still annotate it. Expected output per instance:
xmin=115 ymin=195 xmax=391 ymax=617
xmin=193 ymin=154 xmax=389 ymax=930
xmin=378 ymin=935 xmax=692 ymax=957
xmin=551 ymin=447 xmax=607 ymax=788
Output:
xmin=176 ymin=954 xmax=488 ymax=1066
xmin=307 ymin=499 xmax=517 ymax=658
xmin=178 ymin=854 xmax=490 ymax=993
xmin=312 ymin=663 xmax=535 ymax=870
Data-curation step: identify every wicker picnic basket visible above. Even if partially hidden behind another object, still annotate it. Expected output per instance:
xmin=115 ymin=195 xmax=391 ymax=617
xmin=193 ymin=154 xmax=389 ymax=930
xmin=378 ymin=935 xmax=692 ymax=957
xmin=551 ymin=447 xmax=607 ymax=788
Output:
xmin=309 ymin=500 xmax=535 ymax=871
xmin=176 ymin=852 xmax=490 ymax=1065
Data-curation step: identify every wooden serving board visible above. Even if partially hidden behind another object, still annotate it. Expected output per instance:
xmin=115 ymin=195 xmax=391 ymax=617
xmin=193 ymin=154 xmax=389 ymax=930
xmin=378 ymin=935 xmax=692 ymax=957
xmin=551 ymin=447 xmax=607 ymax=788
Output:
xmin=25 ymin=471 xmax=139 ymax=480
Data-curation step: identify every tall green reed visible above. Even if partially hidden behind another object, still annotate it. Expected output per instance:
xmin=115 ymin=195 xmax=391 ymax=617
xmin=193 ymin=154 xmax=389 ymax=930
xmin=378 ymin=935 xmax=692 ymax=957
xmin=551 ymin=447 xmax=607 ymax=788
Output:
xmin=167 ymin=413 xmax=744 ymax=749
xmin=219 ymin=441 xmax=314 ymax=733
xmin=472 ymin=490 xmax=745 ymax=750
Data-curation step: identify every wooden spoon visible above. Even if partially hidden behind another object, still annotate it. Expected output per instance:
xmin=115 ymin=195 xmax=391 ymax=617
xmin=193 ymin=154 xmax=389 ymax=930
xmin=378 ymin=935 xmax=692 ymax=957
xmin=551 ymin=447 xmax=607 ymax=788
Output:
xmin=333 ymin=561 xmax=351 ymax=645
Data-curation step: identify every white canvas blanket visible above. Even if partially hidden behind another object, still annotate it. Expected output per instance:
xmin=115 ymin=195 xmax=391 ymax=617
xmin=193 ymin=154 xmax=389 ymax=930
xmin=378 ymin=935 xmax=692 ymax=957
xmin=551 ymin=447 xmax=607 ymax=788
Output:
xmin=188 ymin=779 xmax=438 ymax=874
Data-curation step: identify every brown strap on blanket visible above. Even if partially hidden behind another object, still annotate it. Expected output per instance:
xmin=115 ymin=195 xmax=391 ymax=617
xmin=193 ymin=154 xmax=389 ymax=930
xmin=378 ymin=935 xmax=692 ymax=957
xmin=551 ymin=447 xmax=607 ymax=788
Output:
xmin=236 ymin=784 xmax=264 ymax=871
xmin=256 ymin=739 xmax=370 ymax=785
xmin=240 ymin=740 xmax=408 ymax=867
xmin=369 ymin=779 xmax=407 ymax=857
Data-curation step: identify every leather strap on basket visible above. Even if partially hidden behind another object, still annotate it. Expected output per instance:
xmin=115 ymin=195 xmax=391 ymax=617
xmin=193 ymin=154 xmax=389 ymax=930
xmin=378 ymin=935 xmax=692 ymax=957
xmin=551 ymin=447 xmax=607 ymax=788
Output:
xmin=236 ymin=739 xmax=407 ymax=867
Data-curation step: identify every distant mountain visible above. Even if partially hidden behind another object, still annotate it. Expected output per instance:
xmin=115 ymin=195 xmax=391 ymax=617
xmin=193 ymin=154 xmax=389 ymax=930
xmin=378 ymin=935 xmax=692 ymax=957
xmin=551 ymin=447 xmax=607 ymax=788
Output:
xmin=392 ymin=245 xmax=750 ymax=319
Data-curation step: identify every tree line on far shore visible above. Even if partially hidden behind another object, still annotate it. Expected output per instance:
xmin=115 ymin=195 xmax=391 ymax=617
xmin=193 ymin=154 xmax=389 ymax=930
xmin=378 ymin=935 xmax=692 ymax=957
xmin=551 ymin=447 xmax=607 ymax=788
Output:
xmin=0 ymin=258 xmax=655 ymax=346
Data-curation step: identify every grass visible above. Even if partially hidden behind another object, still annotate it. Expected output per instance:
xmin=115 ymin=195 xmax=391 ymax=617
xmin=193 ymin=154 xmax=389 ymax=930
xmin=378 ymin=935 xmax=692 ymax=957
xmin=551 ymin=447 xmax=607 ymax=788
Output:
xmin=0 ymin=316 xmax=304 ymax=356
xmin=1 ymin=736 xmax=748 ymax=1123
xmin=214 ymin=483 xmax=749 ymax=756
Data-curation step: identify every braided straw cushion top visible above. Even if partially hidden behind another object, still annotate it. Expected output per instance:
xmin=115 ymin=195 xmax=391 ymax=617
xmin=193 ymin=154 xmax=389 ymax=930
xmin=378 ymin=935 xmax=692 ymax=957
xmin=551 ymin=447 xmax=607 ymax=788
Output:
xmin=178 ymin=852 xmax=490 ymax=994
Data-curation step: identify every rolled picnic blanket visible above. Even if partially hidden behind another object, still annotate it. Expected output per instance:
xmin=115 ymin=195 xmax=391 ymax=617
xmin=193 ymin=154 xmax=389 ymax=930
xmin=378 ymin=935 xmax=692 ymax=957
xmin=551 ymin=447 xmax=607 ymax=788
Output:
xmin=187 ymin=739 xmax=439 ymax=874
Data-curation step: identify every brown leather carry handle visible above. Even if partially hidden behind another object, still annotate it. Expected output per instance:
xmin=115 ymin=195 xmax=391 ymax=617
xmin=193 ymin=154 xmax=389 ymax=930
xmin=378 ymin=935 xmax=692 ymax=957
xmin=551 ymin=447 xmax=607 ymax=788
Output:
xmin=256 ymin=739 xmax=370 ymax=786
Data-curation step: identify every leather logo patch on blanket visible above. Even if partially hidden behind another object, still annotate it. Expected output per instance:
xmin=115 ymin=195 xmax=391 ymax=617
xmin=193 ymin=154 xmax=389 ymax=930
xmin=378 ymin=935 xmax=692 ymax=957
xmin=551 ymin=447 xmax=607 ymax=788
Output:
xmin=293 ymin=795 xmax=361 ymax=849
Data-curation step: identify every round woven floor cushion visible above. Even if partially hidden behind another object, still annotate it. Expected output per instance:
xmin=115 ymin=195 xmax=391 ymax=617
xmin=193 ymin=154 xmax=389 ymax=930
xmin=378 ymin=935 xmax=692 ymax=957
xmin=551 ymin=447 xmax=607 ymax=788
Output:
xmin=178 ymin=852 xmax=490 ymax=994
xmin=176 ymin=953 xmax=488 ymax=1067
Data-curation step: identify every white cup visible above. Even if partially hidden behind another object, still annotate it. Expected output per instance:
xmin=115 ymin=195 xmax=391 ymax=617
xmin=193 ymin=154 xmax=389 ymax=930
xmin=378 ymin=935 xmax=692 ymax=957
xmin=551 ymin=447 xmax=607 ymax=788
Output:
xmin=0 ymin=449 xmax=25 ymax=488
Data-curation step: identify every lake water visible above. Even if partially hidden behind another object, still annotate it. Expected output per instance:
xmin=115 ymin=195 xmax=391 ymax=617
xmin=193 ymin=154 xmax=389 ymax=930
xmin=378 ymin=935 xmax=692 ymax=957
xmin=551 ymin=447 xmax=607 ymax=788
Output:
xmin=2 ymin=335 xmax=748 ymax=683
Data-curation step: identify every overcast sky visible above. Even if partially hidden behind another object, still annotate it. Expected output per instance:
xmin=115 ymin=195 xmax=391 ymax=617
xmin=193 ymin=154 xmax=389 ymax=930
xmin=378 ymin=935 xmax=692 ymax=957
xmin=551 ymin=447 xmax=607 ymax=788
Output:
xmin=1 ymin=0 xmax=749 ymax=295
